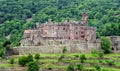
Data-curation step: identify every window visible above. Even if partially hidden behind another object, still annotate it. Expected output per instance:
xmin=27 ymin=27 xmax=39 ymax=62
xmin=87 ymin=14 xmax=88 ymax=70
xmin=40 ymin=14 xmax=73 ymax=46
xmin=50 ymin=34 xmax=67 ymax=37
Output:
xmin=69 ymin=37 xmax=70 ymax=39
xmin=76 ymin=37 xmax=78 ymax=39
xmin=63 ymin=28 xmax=65 ymax=30
xmin=76 ymin=32 xmax=78 ymax=34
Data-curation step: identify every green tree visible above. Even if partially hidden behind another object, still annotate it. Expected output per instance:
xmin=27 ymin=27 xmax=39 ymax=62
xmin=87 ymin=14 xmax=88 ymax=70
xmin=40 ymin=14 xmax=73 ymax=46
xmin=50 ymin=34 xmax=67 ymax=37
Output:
xmin=80 ymin=54 xmax=86 ymax=63
xmin=27 ymin=54 xmax=33 ymax=63
xmin=91 ymin=49 xmax=98 ymax=57
xmin=18 ymin=56 xmax=28 ymax=66
xmin=95 ymin=65 xmax=101 ymax=71
xmin=98 ymin=51 xmax=104 ymax=58
xmin=76 ymin=64 xmax=83 ymax=71
xmin=101 ymin=37 xmax=112 ymax=54
xmin=34 ymin=54 xmax=40 ymax=61
xmin=0 ymin=49 xmax=4 ymax=59
xmin=27 ymin=61 xmax=39 ymax=71
xmin=62 ymin=46 xmax=67 ymax=53
xmin=2 ymin=40 xmax=11 ymax=47
xmin=58 ymin=55 xmax=64 ymax=61
xmin=9 ymin=57 xmax=15 ymax=64
xmin=67 ymin=64 xmax=74 ymax=71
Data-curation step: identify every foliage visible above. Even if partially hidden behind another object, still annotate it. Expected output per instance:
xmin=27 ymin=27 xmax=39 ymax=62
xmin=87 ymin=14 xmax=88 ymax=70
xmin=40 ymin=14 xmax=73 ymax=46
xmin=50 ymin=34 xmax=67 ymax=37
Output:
xmin=101 ymin=37 xmax=112 ymax=54
xmin=9 ymin=57 xmax=14 ymax=64
xmin=74 ymin=55 xmax=79 ymax=58
xmin=2 ymin=40 xmax=11 ymax=47
xmin=58 ymin=55 xmax=64 ymax=61
xmin=27 ymin=61 xmax=39 ymax=71
xmin=34 ymin=53 xmax=40 ymax=61
xmin=91 ymin=49 xmax=98 ymax=54
xmin=91 ymin=49 xmax=98 ymax=56
xmin=106 ymin=60 xmax=114 ymax=66
xmin=98 ymin=51 xmax=104 ymax=58
xmin=76 ymin=64 xmax=83 ymax=71
xmin=67 ymin=64 xmax=75 ymax=71
xmin=0 ymin=48 xmax=4 ymax=59
xmin=95 ymin=65 xmax=101 ymax=71
xmin=2 ymin=40 xmax=11 ymax=51
xmin=80 ymin=54 xmax=86 ymax=63
xmin=18 ymin=56 xmax=28 ymax=66
xmin=27 ymin=54 xmax=33 ymax=63
xmin=0 ymin=0 xmax=120 ymax=46
xmin=62 ymin=46 xmax=67 ymax=53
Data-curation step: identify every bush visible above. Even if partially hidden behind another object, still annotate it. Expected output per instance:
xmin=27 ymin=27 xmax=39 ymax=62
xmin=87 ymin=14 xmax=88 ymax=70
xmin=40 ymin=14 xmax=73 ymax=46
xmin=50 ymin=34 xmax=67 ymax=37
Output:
xmin=76 ymin=64 xmax=83 ymax=71
xmin=27 ymin=61 xmax=39 ymax=71
xmin=27 ymin=54 xmax=33 ymax=63
xmin=80 ymin=54 xmax=86 ymax=63
xmin=98 ymin=51 xmax=104 ymax=58
xmin=10 ymin=57 xmax=15 ymax=64
xmin=62 ymin=46 xmax=67 ymax=53
xmin=95 ymin=65 xmax=101 ymax=71
xmin=58 ymin=55 xmax=64 ymax=61
xmin=91 ymin=49 xmax=98 ymax=56
xmin=18 ymin=56 xmax=28 ymax=66
xmin=74 ymin=55 xmax=79 ymax=58
xmin=101 ymin=37 xmax=112 ymax=54
xmin=0 ymin=49 xmax=4 ymax=59
xmin=99 ymin=60 xmax=103 ymax=63
xmin=3 ymin=40 xmax=11 ymax=47
xmin=34 ymin=54 xmax=40 ymax=61
xmin=67 ymin=64 xmax=74 ymax=71
xmin=106 ymin=60 xmax=114 ymax=66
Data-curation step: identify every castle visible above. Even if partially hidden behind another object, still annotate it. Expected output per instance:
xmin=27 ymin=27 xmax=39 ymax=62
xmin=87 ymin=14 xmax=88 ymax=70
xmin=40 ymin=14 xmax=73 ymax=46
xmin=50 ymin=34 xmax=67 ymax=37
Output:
xmin=19 ymin=12 xmax=101 ymax=54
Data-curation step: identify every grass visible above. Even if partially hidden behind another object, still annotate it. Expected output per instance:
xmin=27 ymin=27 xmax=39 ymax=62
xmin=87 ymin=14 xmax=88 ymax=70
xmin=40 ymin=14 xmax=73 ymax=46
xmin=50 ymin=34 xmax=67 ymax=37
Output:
xmin=0 ymin=64 xmax=11 ymax=68
xmin=0 ymin=53 xmax=120 ymax=71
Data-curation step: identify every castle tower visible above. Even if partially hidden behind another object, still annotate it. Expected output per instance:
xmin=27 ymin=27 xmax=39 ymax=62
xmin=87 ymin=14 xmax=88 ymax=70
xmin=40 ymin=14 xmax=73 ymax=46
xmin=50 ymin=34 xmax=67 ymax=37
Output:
xmin=80 ymin=11 xmax=88 ymax=40
xmin=82 ymin=11 xmax=88 ymax=28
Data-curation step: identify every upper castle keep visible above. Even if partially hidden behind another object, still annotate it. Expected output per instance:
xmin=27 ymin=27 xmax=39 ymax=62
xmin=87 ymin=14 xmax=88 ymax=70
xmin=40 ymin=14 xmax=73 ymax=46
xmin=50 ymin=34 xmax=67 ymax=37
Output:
xmin=19 ymin=12 xmax=101 ymax=54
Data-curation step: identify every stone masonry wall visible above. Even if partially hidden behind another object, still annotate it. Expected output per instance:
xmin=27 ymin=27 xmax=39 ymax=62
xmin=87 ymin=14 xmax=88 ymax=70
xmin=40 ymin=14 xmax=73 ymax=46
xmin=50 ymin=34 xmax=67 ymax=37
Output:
xmin=18 ymin=42 xmax=100 ymax=55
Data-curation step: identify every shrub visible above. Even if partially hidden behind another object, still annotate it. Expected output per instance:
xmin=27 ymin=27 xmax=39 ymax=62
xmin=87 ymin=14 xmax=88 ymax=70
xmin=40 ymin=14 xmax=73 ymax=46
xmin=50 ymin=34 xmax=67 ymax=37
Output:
xmin=95 ymin=65 xmax=101 ymax=71
xmin=10 ymin=57 xmax=14 ymax=64
xmin=2 ymin=40 xmax=11 ymax=47
xmin=76 ymin=64 xmax=83 ymax=71
xmin=2 ymin=40 xmax=11 ymax=51
xmin=5 ymin=45 xmax=11 ymax=51
xmin=0 ymin=49 xmax=4 ymax=59
xmin=80 ymin=54 xmax=86 ymax=63
xmin=106 ymin=60 xmax=114 ymax=66
xmin=62 ymin=46 xmax=67 ymax=53
xmin=99 ymin=60 xmax=103 ymax=63
xmin=34 ymin=54 xmax=40 ymax=61
xmin=98 ymin=51 xmax=104 ymax=58
xmin=58 ymin=55 xmax=64 ymax=61
xmin=27 ymin=61 xmax=39 ymax=71
xmin=18 ymin=56 xmax=28 ymax=66
xmin=74 ymin=55 xmax=79 ymax=58
xmin=67 ymin=64 xmax=74 ymax=71
xmin=91 ymin=49 xmax=98 ymax=56
xmin=27 ymin=54 xmax=33 ymax=63
xmin=101 ymin=37 xmax=112 ymax=54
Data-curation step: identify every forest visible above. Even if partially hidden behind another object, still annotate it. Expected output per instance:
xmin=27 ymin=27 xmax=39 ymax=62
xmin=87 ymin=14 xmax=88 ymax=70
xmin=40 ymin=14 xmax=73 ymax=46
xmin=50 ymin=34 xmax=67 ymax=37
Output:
xmin=0 ymin=0 xmax=120 ymax=46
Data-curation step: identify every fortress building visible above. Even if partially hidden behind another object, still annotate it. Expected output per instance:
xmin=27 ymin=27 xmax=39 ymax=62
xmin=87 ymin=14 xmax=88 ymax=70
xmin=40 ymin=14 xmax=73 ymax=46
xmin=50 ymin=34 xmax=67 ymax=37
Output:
xmin=19 ymin=12 xmax=101 ymax=54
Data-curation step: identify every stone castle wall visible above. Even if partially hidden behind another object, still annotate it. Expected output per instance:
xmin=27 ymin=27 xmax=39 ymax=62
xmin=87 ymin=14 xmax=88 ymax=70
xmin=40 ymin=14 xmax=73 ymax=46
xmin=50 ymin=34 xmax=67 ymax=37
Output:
xmin=18 ymin=42 xmax=101 ymax=55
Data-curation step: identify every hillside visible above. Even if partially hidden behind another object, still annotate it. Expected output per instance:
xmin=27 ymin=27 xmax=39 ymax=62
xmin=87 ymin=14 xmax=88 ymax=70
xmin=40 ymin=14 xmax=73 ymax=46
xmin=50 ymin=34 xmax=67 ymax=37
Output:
xmin=0 ymin=53 xmax=120 ymax=71
xmin=0 ymin=0 xmax=120 ymax=46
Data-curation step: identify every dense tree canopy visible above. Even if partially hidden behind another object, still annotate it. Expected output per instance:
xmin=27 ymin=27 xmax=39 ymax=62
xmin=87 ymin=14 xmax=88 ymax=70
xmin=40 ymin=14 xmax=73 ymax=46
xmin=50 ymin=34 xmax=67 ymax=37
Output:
xmin=0 ymin=0 xmax=120 ymax=46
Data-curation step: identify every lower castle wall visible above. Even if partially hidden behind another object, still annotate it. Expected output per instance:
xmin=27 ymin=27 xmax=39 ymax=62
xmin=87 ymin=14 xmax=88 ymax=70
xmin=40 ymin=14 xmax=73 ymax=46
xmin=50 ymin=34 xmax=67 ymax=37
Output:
xmin=18 ymin=42 xmax=101 ymax=55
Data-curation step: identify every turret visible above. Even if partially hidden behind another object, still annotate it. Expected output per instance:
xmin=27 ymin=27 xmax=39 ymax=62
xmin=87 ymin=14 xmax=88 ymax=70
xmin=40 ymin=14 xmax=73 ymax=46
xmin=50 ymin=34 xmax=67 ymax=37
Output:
xmin=82 ymin=11 xmax=88 ymax=27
